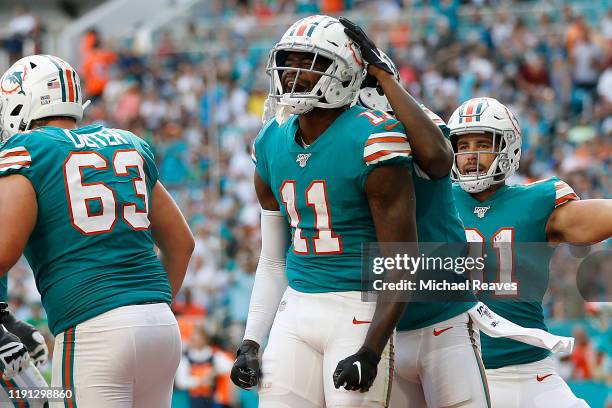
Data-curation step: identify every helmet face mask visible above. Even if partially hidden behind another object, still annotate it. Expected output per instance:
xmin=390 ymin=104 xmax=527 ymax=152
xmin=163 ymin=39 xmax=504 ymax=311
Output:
xmin=266 ymin=15 xmax=365 ymax=118
xmin=448 ymin=97 xmax=522 ymax=193
xmin=269 ymin=48 xmax=336 ymax=103
xmin=0 ymin=55 xmax=84 ymax=142
xmin=452 ymin=130 xmax=515 ymax=193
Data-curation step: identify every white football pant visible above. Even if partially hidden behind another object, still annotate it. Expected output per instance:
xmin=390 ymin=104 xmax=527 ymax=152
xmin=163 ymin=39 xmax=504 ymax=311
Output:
xmin=486 ymin=357 xmax=589 ymax=408
xmin=390 ymin=312 xmax=491 ymax=408
xmin=259 ymin=287 xmax=393 ymax=408
xmin=50 ymin=303 xmax=181 ymax=408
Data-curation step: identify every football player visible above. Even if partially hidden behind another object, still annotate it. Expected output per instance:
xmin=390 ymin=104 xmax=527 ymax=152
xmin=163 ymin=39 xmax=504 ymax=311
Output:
xmin=341 ymin=18 xmax=492 ymax=408
xmin=449 ymin=96 xmax=611 ymax=407
xmin=231 ymin=15 xmax=420 ymax=407
xmin=0 ymin=54 xmax=194 ymax=407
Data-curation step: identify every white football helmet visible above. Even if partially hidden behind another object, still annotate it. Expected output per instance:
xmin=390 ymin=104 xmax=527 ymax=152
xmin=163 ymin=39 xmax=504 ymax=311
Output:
xmin=357 ymin=48 xmax=399 ymax=113
xmin=266 ymin=15 xmax=366 ymax=118
xmin=448 ymin=97 xmax=522 ymax=193
xmin=0 ymin=54 xmax=84 ymax=142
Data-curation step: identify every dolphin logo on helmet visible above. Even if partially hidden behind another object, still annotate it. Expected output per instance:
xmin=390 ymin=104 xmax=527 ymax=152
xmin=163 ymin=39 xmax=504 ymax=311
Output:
xmin=0 ymin=55 xmax=87 ymax=142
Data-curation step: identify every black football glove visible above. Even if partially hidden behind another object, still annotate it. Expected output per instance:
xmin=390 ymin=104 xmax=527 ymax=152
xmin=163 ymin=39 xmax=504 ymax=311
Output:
xmin=333 ymin=346 xmax=380 ymax=392
xmin=2 ymin=311 xmax=48 ymax=368
xmin=230 ymin=341 xmax=261 ymax=390
xmin=339 ymin=17 xmax=394 ymax=76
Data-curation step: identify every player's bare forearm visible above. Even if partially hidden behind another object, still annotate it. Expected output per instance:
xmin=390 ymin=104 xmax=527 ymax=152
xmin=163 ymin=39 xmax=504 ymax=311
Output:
xmin=364 ymin=165 xmax=418 ymax=355
xmin=547 ymin=199 xmax=612 ymax=243
xmin=372 ymin=68 xmax=453 ymax=179
xmin=0 ymin=175 xmax=37 ymax=275
xmin=150 ymin=182 xmax=195 ymax=298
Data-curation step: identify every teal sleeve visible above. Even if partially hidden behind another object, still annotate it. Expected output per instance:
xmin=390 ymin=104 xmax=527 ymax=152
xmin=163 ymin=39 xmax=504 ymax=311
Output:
xmin=0 ymin=133 xmax=37 ymax=182
xmin=253 ymin=121 xmax=275 ymax=187
xmin=438 ymin=123 xmax=451 ymax=139
xmin=0 ymin=275 xmax=7 ymax=302
xmin=419 ymin=104 xmax=450 ymax=139
xmin=138 ymin=138 xmax=160 ymax=187
xmin=359 ymin=120 xmax=413 ymax=188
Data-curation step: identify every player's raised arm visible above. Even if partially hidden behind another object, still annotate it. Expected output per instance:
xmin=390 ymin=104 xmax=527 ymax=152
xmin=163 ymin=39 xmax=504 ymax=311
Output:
xmin=0 ymin=175 xmax=37 ymax=275
xmin=340 ymin=17 xmax=453 ymax=179
xmin=149 ymin=181 xmax=195 ymax=298
xmin=547 ymin=198 xmax=612 ymax=243
xmin=334 ymin=164 xmax=418 ymax=392
xmin=230 ymin=170 xmax=289 ymax=390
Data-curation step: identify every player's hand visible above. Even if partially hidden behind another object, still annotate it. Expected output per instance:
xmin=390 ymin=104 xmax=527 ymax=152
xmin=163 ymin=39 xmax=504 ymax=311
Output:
xmin=333 ymin=346 xmax=380 ymax=392
xmin=3 ymin=314 xmax=48 ymax=368
xmin=339 ymin=17 xmax=394 ymax=77
xmin=0 ymin=329 xmax=30 ymax=379
xmin=230 ymin=340 xmax=261 ymax=390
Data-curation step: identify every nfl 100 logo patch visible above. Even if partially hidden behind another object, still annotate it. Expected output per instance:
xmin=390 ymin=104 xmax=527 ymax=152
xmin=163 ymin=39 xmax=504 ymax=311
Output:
xmin=296 ymin=153 xmax=311 ymax=168
xmin=474 ymin=206 xmax=490 ymax=218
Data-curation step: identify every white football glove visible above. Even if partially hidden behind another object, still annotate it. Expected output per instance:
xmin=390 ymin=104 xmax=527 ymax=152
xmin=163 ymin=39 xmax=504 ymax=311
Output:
xmin=0 ymin=330 xmax=29 ymax=378
xmin=3 ymin=313 xmax=48 ymax=368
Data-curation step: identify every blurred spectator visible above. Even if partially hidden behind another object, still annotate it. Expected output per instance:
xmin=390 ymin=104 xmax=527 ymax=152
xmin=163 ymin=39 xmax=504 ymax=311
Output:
xmin=81 ymin=31 xmax=117 ymax=101
xmin=175 ymin=325 xmax=234 ymax=408
xmin=5 ymin=6 xmax=38 ymax=63
xmin=571 ymin=327 xmax=595 ymax=380
xmin=571 ymin=29 xmax=603 ymax=97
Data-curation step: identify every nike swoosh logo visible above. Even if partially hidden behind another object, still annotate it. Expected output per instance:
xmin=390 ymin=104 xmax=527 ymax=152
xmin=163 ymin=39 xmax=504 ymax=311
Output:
xmin=537 ymin=374 xmax=553 ymax=382
xmin=353 ymin=361 xmax=362 ymax=384
xmin=352 ymin=317 xmax=371 ymax=325
xmin=433 ymin=327 xmax=453 ymax=336
xmin=384 ymin=121 xmax=400 ymax=131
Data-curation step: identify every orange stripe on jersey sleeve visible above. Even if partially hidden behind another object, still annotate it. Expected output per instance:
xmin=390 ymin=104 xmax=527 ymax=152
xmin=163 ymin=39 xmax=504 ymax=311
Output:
xmin=365 ymin=149 xmax=412 ymax=163
xmin=0 ymin=146 xmax=30 ymax=158
xmin=555 ymin=193 xmax=578 ymax=207
xmin=365 ymin=136 xmax=407 ymax=146
xmin=0 ymin=161 xmax=31 ymax=169
xmin=0 ymin=151 xmax=29 ymax=158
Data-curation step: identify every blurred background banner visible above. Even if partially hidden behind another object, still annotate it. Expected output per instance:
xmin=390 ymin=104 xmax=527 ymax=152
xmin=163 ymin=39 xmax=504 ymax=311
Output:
xmin=0 ymin=0 xmax=610 ymax=407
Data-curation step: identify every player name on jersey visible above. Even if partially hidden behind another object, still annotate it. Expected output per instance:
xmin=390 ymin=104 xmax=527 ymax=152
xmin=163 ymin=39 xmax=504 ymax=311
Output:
xmin=63 ymin=128 xmax=129 ymax=149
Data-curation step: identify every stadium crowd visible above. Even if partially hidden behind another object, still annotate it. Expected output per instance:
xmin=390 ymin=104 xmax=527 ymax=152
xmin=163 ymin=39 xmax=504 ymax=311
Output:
xmin=3 ymin=0 xmax=611 ymax=406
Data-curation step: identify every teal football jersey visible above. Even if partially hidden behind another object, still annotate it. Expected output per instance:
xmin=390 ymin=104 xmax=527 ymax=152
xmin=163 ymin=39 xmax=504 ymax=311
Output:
xmin=452 ymin=178 xmax=579 ymax=368
xmin=0 ymin=125 xmax=172 ymax=335
xmin=254 ymin=105 xmax=413 ymax=292
xmin=255 ymin=105 xmax=475 ymax=330
xmin=0 ymin=276 xmax=6 ymax=302
xmin=397 ymin=106 xmax=476 ymax=331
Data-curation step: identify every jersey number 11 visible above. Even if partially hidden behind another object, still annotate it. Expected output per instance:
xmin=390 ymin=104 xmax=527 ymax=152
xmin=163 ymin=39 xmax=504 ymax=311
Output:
xmin=465 ymin=228 xmax=518 ymax=296
xmin=280 ymin=180 xmax=342 ymax=255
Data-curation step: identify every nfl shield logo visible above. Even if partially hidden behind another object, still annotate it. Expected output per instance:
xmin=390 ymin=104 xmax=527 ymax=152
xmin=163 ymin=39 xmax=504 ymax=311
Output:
xmin=474 ymin=206 xmax=490 ymax=218
xmin=296 ymin=153 xmax=311 ymax=168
